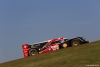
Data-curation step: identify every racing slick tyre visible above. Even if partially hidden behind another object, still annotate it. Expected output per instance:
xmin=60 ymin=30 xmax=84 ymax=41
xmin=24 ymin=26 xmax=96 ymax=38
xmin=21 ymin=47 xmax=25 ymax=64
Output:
xmin=60 ymin=43 xmax=68 ymax=48
xmin=29 ymin=49 xmax=38 ymax=56
xmin=71 ymin=39 xmax=80 ymax=46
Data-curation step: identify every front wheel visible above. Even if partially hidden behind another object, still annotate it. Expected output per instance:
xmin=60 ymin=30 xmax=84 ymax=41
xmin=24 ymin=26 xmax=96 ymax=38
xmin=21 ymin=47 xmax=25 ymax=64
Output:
xmin=71 ymin=39 xmax=80 ymax=46
xmin=29 ymin=49 xmax=38 ymax=56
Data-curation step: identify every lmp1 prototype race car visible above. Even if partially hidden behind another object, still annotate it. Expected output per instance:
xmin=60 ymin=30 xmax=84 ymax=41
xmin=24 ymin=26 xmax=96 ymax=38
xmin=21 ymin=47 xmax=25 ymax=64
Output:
xmin=22 ymin=37 xmax=89 ymax=58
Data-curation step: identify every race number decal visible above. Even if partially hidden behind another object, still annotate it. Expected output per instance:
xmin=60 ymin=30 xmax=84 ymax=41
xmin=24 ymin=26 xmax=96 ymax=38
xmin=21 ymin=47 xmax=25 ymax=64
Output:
xmin=51 ymin=44 xmax=59 ymax=51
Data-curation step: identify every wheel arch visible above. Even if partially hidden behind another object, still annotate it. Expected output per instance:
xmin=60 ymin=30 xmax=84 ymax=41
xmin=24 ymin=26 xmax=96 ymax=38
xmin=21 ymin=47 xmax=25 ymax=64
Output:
xmin=69 ymin=38 xmax=82 ymax=46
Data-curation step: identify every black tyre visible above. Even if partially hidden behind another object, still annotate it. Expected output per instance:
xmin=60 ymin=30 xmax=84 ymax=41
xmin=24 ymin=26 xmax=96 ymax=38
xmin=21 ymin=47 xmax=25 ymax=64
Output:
xmin=71 ymin=39 xmax=80 ymax=46
xmin=29 ymin=49 xmax=38 ymax=56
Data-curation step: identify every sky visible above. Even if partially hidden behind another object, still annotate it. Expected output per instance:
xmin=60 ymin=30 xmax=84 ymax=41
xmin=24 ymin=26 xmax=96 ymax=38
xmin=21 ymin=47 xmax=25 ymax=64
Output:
xmin=0 ymin=0 xmax=100 ymax=63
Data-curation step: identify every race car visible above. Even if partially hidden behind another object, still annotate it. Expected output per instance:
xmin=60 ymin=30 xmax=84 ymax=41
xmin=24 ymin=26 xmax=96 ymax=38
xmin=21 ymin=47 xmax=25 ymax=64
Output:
xmin=22 ymin=37 xmax=89 ymax=58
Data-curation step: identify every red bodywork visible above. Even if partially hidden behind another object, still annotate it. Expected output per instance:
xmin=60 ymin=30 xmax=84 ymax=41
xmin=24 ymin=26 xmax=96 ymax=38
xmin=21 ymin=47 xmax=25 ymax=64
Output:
xmin=22 ymin=37 xmax=65 ymax=58
xmin=22 ymin=44 xmax=29 ymax=58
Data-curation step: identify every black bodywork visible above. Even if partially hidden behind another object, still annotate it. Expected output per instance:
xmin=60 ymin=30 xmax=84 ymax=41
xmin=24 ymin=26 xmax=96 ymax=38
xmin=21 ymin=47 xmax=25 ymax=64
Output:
xmin=68 ymin=37 xmax=89 ymax=46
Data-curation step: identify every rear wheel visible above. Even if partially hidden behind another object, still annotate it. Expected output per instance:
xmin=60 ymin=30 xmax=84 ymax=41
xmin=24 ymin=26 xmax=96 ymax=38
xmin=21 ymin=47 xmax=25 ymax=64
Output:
xmin=29 ymin=49 xmax=38 ymax=56
xmin=71 ymin=39 xmax=80 ymax=46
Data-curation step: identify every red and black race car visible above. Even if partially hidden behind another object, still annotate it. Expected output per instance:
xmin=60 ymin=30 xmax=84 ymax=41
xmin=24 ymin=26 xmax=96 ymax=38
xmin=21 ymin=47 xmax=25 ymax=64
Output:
xmin=22 ymin=37 xmax=89 ymax=58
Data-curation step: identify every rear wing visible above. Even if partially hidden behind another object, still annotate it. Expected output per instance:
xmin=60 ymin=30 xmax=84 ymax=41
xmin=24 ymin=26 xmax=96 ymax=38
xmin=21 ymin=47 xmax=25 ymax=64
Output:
xmin=22 ymin=44 xmax=29 ymax=58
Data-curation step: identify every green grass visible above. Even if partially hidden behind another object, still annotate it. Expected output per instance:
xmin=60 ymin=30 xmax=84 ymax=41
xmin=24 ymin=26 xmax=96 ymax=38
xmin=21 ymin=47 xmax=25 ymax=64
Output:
xmin=0 ymin=40 xmax=100 ymax=67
